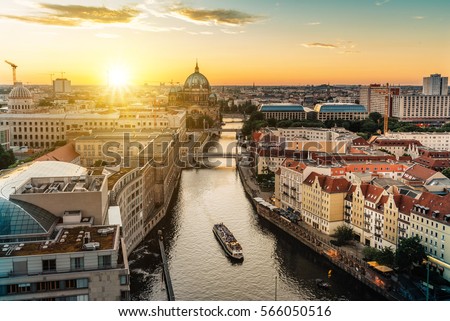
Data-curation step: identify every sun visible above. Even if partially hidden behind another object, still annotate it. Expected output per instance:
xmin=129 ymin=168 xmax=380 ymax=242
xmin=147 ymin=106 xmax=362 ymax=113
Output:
xmin=108 ymin=66 xmax=129 ymax=87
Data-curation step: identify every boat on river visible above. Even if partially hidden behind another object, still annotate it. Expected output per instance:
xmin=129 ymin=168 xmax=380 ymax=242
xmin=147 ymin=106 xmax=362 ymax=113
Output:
xmin=213 ymin=223 xmax=243 ymax=260
xmin=315 ymin=278 xmax=331 ymax=289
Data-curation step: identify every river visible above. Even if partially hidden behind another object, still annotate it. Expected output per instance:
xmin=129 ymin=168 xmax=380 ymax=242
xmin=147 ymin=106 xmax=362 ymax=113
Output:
xmin=129 ymin=118 xmax=383 ymax=301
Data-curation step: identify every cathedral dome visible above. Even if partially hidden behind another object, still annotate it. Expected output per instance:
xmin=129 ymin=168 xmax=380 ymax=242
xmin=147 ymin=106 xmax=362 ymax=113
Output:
xmin=184 ymin=62 xmax=210 ymax=91
xmin=8 ymin=82 xmax=32 ymax=99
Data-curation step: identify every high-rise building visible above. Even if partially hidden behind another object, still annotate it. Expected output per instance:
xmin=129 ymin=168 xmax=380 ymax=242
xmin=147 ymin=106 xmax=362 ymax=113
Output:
xmin=359 ymin=84 xmax=400 ymax=116
xmin=53 ymin=78 xmax=72 ymax=93
xmin=423 ymin=74 xmax=448 ymax=96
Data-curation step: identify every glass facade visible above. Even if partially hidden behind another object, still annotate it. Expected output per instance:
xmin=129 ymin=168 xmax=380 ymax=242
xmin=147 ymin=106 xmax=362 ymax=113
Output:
xmin=0 ymin=198 xmax=57 ymax=237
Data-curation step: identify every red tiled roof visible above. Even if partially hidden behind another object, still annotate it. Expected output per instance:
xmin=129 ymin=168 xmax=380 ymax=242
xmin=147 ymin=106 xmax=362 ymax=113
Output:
xmin=414 ymin=192 xmax=450 ymax=219
xmin=414 ymin=156 xmax=450 ymax=170
xmin=303 ymin=172 xmax=351 ymax=193
xmin=352 ymin=137 xmax=369 ymax=146
xmin=403 ymin=164 xmax=437 ymax=182
xmin=282 ymin=158 xmax=306 ymax=172
xmin=361 ymin=183 xmax=385 ymax=202
xmin=35 ymin=142 xmax=80 ymax=163
xmin=393 ymin=194 xmax=416 ymax=214
xmin=372 ymin=139 xmax=422 ymax=147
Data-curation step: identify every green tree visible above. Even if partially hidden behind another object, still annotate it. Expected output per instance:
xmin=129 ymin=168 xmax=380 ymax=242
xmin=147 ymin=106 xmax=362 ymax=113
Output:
xmin=249 ymin=111 xmax=265 ymax=122
xmin=0 ymin=145 xmax=16 ymax=169
xmin=396 ymin=236 xmax=426 ymax=272
xmin=377 ymin=246 xmax=395 ymax=267
xmin=369 ymin=112 xmax=383 ymax=124
xmin=360 ymin=120 xmax=379 ymax=133
xmin=267 ymin=118 xmax=278 ymax=127
xmin=442 ymin=168 xmax=450 ymax=179
xmin=333 ymin=225 xmax=354 ymax=245
xmin=277 ymin=119 xmax=293 ymax=128
xmin=362 ymin=246 xmax=380 ymax=261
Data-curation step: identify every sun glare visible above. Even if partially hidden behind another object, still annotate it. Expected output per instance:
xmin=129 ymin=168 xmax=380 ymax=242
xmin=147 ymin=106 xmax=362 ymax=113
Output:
xmin=108 ymin=66 xmax=129 ymax=87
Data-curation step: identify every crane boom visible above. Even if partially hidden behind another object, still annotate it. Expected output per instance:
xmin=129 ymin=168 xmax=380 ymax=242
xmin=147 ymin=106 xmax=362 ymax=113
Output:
xmin=5 ymin=60 xmax=18 ymax=84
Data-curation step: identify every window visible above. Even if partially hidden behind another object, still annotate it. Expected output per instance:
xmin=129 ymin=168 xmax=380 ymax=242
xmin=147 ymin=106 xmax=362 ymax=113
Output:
xmin=37 ymin=282 xmax=47 ymax=292
xmin=7 ymin=284 xmax=18 ymax=294
xmin=42 ymin=259 xmax=56 ymax=272
xmin=76 ymin=278 xmax=88 ymax=289
xmin=120 ymin=275 xmax=129 ymax=285
xmin=48 ymin=281 xmax=60 ymax=290
xmin=70 ymin=257 xmax=84 ymax=271
xmin=98 ymin=255 xmax=112 ymax=268
xmin=65 ymin=280 xmax=76 ymax=289
xmin=18 ymin=283 xmax=31 ymax=293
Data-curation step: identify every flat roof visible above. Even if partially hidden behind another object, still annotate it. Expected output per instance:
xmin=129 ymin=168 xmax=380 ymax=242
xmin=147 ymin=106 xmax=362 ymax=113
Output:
xmin=0 ymin=161 xmax=88 ymax=199
xmin=0 ymin=225 xmax=117 ymax=257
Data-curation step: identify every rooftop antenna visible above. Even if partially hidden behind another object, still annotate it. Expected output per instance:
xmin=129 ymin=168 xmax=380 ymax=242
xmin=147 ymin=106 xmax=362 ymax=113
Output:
xmin=5 ymin=60 xmax=18 ymax=84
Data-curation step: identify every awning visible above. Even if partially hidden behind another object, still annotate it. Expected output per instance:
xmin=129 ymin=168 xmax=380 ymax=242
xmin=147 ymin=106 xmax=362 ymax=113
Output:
xmin=367 ymin=261 xmax=379 ymax=267
xmin=374 ymin=265 xmax=393 ymax=273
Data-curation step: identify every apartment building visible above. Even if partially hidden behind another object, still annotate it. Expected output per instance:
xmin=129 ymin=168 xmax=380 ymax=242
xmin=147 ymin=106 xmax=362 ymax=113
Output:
xmin=301 ymin=172 xmax=351 ymax=235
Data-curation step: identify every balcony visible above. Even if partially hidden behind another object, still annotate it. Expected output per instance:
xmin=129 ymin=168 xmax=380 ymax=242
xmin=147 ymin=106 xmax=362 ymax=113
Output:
xmin=374 ymin=233 xmax=382 ymax=238
xmin=344 ymin=219 xmax=351 ymax=224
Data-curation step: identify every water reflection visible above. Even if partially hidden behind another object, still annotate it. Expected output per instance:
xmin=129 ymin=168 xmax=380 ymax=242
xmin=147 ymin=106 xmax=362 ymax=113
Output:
xmin=129 ymin=119 xmax=383 ymax=301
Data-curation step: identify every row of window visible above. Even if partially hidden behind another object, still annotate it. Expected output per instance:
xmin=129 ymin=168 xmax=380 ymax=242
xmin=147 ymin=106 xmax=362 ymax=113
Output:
xmin=4 ymin=278 xmax=88 ymax=296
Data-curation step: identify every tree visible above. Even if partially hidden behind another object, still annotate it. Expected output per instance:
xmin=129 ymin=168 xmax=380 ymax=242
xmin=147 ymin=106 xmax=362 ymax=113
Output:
xmin=377 ymin=246 xmax=395 ymax=267
xmin=267 ymin=118 xmax=277 ymax=127
xmin=0 ymin=145 xmax=16 ymax=169
xmin=442 ymin=168 xmax=450 ymax=179
xmin=396 ymin=236 xmax=426 ymax=272
xmin=277 ymin=119 xmax=293 ymax=128
xmin=333 ymin=225 xmax=354 ymax=245
xmin=362 ymin=246 xmax=380 ymax=261
xmin=369 ymin=112 xmax=383 ymax=124
xmin=249 ymin=111 xmax=264 ymax=122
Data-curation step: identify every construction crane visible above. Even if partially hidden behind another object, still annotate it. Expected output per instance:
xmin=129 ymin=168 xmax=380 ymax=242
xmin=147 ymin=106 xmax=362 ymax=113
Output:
xmin=5 ymin=60 xmax=18 ymax=84
xmin=384 ymin=83 xmax=390 ymax=135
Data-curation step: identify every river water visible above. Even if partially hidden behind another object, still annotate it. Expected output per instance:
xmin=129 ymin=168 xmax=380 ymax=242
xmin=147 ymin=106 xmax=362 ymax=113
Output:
xmin=129 ymin=118 xmax=383 ymax=301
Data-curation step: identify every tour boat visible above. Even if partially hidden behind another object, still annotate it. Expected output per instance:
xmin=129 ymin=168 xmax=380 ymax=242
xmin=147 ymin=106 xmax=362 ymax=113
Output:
xmin=213 ymin=223 xmax=244 ymax=260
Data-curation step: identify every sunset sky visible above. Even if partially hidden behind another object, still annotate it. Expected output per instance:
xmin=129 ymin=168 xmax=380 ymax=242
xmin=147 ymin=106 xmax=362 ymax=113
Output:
xmin=0 ymin=0 xmax=449 ymax=86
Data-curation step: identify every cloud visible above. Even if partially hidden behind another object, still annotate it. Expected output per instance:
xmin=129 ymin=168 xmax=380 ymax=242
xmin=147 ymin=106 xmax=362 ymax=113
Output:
xmin=302 ymin=43 xmax=337 ymax=49
xmin=375 ymin=0 xmax=390 ymax=6
xmin=171 ymin=7 xmax=263 ymax=26
xmin=1 ymin=3 xmax=140 ymax=26
xmin=95 ymin=33 xmax=120 ymax=38
xmin=305 ymin=22 xmax=321 ymax=26
xmin=302 ymin=40 xmax=360 ymax=54
xmin=220 ymin=29 xmax=245 ymax=34
xmin=412 ymin=16 xmax=425 ymax=20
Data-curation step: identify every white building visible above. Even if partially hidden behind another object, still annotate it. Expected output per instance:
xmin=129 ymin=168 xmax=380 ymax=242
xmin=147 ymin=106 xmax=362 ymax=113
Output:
xmin=423 ymin=74 xmax=448 ymax=96
xmin=385 ymin=132 xmax=450 ymax=151
xmin=7 ymin=82 xmax=34 ymax=113
xmin=53 ymin=78 xmax=72 ymax=93
xmin=391 ymin=95 xmax=450 ymax=123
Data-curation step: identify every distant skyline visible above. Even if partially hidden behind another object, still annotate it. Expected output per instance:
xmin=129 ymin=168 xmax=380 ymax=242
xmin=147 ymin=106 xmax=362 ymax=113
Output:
xmin=0 ymin=0 xmax=449 ymax=86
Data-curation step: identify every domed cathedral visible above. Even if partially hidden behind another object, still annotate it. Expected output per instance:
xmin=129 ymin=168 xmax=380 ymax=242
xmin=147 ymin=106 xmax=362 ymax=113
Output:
xmin=7 ymin=82 xmax=34 ymax=113
xmin=168 ymin=61 xmax=220 ymax=125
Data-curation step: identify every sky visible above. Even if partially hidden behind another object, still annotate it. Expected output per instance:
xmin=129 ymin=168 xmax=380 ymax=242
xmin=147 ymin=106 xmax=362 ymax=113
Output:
xmin=0 ymin=0 xmax=449 ymax=86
